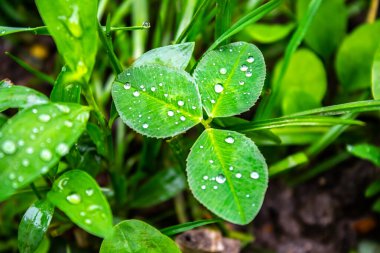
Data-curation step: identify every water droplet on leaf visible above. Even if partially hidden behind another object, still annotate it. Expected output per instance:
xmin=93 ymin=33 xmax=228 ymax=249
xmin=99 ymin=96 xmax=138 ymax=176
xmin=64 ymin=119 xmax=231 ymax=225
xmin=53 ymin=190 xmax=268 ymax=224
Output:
xmin=219 ymin=68 xmax=227 ymax=75
xmin=240 ymin=65 xmax=248 ymax=71
xmin=1 ymin=140 xmax=16 ymax=154
xmin=66 ymin=193 xmax=81 ymax=204
xmin=247 ymin=56 xmax=255 ymax=63
xmin=225 ymin=137 xmax=235 ymax=144
xmin=250 ymin=171 xmax=259 ymax=179
xmin=124 ymin=82 xmax=131 ymax=90
xmin=40 ymin=149 xmax=52 ymax=162
xmin=216 ymin=174 xmax=226 ymax=184
xmin=214 ymin=83 xmax=224 ymax=93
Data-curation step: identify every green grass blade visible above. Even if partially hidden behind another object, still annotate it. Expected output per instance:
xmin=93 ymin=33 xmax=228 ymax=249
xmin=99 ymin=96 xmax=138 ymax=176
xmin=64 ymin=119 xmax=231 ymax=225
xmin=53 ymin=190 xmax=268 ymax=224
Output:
xmin=229 ymin=116 xmax=364 ymax=132
xmin=161 ymin=219 xmax=222 ymax=236
xmin=215 ymin=0 xmax=233 ymax=44
xmin=175 ymin=0 xmax=211 ymax=43
xmin=284 ymin=100 xmax=380 ymax=117
xmin=255 ymin=0 xmax=322 ymax=120
xmin=372 ymin=44 xmax=380 ymax=99
xmin=207 ymin=0 xmax=282 ymax=52
xmin=5 ymin=52 xmax=54 ymax=85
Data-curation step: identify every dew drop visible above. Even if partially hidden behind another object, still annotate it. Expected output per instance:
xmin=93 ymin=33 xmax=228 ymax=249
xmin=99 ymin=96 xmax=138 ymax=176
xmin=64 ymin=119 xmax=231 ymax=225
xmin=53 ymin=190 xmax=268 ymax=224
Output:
xmin=225 ymin=137 xmax=235 ymax=144
xmin=239 ymin=81 xmax=245 ymax=85
xmin=56 ymin=143 xmax=69 ymax=156
xmin=64 ymin=120 xmax=73 ymax=128
xmin=124 ymin=82 xmax=131 ymax=90
xmin=216 ymin=174 xmax=226 ymax=184
xmin=151 ymin=87 xmax=156 ymax=92
xmin=56 ymin=104 xmax=70 ymax=113
xmin=203 ymin=176 xmax=209 ymax=180
xmin=142 ymin=21 xmax=151 ymax=28
xmin=18 ymin=176 xmax=24 ymax=182
xmin=246 ymin=71 xmax=252 ymax=77
xmin=85 ymin=219 xmax=92 ymax=224
xmin=219 ymin=68 xmax=227 ymax=74
xmin=41 ymin=166 xmax=49 ymax=174
xmin=240 ymin=64 xmax=248 ymax=72
xmin=26 ymin=147 xmax=34 ymax=154
xmin=236 ymin=173 xmax=242 ymax=178
xmin=32 ymin=109 xmax=38 ymax=114
xmin=200 ymin=145 xmax=204 ymax=149
xmin=229 ymin=166 xmax=234 ymax=171
xmin=142 ymin=123 xmax=149 ymax=129
xmin=211 ymin=99 xmax=216 ymax=104
xmin=18 ymin=140 xmax=25 ymax=146
xmin=85 ymin=188 xmax=94 ymax=196
xmin=247 ymin=56 xmax=255 ymax=63
xmin=178 ymin=100 xmax=184 ymax=106
xmin=201 ymin=185 xmax=206 ymax=190
xmin=180 ymin=116 xmax=186 ymax=121
xmin=213 ymin=186 xmax=218 ymax=190
xmin=214 ymin=83 xmax=224 ymax=93
xmin=167 ymin=111 xmax=174 ymax=117
xmin=133 ymin=91 xmax=140 ymax=97
xmin=66 ymin=193 xmax=81 ymax=204
xmin=250 ymin=171 xmax=259 ymax=179
xmin=192 ymin=106 xmax=197 ymax=110
xmin=9 ymin=173 xmax=16 ymax=180
xmin=58 ymin=177 xmax=69 ymax=190
xmin=209 ymin=160 xmax=214 ymax=164
xmin=40 ymin=149 xmax=52 ymax=162
xmin=38 ymin=114 xmax=51 ymax=122
xmin=246 ymin=194 xmax=250 ymax=198
xmin=22 ymin=159 xmax=30 ymax=167
xmin=2 ymin=140 xmax=16 ymax=154
xmin=80 ymin=211 xmax=86 ymax=216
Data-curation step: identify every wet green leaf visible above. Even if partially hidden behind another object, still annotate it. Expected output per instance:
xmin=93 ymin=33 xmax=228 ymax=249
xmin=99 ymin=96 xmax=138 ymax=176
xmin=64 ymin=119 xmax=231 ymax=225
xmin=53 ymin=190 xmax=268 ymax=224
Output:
xmin=35 ymin=0 xmax=98 ymax=82
xmin=18 ymin=200 xmax=54 ymax=253
xmin=133 ymin=42 xmax=195 ymax=70
xmin=187 ymin=128 xmax=268 ymax=225
xmin=273 ymin=49 xmax=326 ymax=114
xmin=372 ymin=44 xmax=380 ymax=100
xmin=47 ymin=170 xmax=113 ymax=238
xmin=297 ymin=0 xmax=347 ymax=58
xmin=0 ymin=83 xmax=49 ymax=112
xmin=336 ymin=21 xmax=380 ymax=91
xmin=50 ymin=67 xmax=81 ymax=103
xmin=0 ymin=103 xmax=90 ymax=202
xmin=246 ymin=23 xmax=295 ymax=44
xmin=130 ymin=168 xmax=186 ymax=208
xmin=112 ymin=65 xmax=202 ymax=138
xmin=347 ymin=143 xmax=380 ymax=167
xmin=194 ymin=42 xmax=266 ymax=117
xmin=100 ymin=220 xmax=181 ymax=253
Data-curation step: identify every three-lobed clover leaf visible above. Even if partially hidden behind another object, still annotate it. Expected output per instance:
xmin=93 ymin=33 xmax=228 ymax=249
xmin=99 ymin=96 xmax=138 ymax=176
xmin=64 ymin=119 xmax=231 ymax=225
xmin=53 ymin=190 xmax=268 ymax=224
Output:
xmin=112 ymin=41 xmax=268 ymax=225
xmin=112 ymin=65 xmax=203 ymax=138
xmin=187 ymin=129 xmax=268 ymax=225
xmin=194 ymin=41 xmax=266 ymax=118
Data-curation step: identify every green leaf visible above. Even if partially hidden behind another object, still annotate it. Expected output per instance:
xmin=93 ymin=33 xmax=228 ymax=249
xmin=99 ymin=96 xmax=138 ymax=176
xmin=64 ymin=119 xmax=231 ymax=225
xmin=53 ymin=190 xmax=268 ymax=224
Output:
xmin=273 ymin=49 xmax=327 ymax=114
xmin=161 ymin=218 xmax=221 ymax=236
xmin=245 ymin=23 xmax=295 ymax=44
xmin=297 ymin=0 xmax=347 ymax=58
xmin=130 ymin=168 xmax=186 ymax=208
xmin=0 ymin=114 xmax=7 ymax=127
xmin=347 ymin=144 xmax=380 ymax=167
xmin=35 ymin=0 xmax=98 ymax=82
xmin=18 ymin=200 xmax=54 ymax=253
xmin=187 ymin=128 xmax=268 ymax=225
xmin=100 ymin=220 xmax=181 ymax=253
xmin=133 ymin=42 xmax=195 ymax=70
xmin=336 ymin=21 xmax=380 ymax=91
xmin=47 ymin=170 xmax=113 ymax=238
xmin=112 ymin=65 xmax=202 ymax=138
xmin=0 ymin=26 xmax=49 ymax=36
xmin=87 ymin=123 xmax=108 ymax=157
xmin=50 ymin=67 xmax=81 ymax=103
xmin=0 ymin=83 xmax=49 ymax=112
xmin=194 ymin=42 xmax=266 ymax=117
xmin=365 ymin=180 xmax=380 ymax=198
xmin=372 ymin=44 xmax=380 ymax=100
xmin=0 ymin=103 xmax=90 ymax=202
xmin=269 ymin=152 xmax=309 ymax=176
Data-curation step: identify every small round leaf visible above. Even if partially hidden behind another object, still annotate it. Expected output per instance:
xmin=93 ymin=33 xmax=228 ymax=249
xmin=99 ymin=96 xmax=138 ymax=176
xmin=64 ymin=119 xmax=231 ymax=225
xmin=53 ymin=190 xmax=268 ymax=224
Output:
xmin=100 ymin=220 xmax=181 ymax=253
xmin=194 ymin=42 xmax=266 ymax=118
xmin=47 ymin=170 xmax=113 ymax=238
xmin=187 ymin=128 xmax=268 ymax=225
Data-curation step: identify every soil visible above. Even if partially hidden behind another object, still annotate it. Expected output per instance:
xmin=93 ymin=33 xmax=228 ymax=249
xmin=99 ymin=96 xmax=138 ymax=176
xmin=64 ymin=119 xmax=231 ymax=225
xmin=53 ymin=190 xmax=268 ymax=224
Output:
xmin=247 ymin=160 xmax=380 ymax=253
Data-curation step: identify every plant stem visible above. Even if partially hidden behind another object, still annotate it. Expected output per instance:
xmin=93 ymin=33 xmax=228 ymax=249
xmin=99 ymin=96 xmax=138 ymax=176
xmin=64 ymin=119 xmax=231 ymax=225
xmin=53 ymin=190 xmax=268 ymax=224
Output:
xmin=367 ymin=0 xmax=379 ymax=23
xmin=29 ymin=183 xmax=42 ymax=199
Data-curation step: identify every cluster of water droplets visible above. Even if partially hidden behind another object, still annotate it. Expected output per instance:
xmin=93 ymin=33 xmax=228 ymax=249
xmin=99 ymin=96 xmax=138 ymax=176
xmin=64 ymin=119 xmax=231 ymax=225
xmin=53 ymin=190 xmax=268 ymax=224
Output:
xmin=56 ymin=177 xmax=106 ymax=226
xmin=0 ymin=105 xmax=79 ymax=188
xmin=122 ymin=78 xmax=200 ymax=131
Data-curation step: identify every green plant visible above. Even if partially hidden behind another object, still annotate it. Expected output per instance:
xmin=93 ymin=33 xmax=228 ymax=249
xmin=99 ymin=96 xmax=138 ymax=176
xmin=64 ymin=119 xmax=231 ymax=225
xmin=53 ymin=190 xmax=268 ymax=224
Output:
xmin=1 ymin=0 xmax=380 ymax=252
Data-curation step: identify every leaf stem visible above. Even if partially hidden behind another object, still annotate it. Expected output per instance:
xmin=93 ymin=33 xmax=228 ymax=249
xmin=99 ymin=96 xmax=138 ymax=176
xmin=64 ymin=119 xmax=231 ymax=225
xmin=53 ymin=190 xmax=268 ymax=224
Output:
xmin=29 ymin=183 xmax=42 ymax=200
xmin=367 ymin=0 xmax=379 ymax=23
